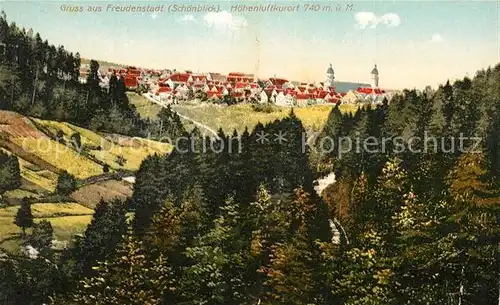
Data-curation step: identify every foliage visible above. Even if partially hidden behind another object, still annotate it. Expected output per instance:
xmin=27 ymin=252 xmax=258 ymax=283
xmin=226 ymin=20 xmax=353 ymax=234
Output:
xmin=55 ymin=230 xmax=173 ymax=305
xmin=29 ymin=219 xmax=54 ymax=253
xmin=14 ymin=197 xmax=33 ymax=235
xmin=55 ymin=171 xmax=77 ymax=196
xmin=115 ymin=154 xmax=126 ymax=166
xmin=67 ymin=199 xmax=127 ymax=278
xmin=251 ymin=103 xmax=278 ymax=113
xmin=0 ymin=151 xmax=21 ymax=195
xmin=1 ymin=13 xmax=500 ymax=303
xmin=69 ymin=132 xmax=82 ymax=151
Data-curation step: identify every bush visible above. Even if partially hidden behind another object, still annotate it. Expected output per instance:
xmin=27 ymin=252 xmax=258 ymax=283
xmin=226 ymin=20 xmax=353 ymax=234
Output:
xmin=55 ymin=129 xmax=65 ymax=144
xmin=55 ymin=171 xmax=77 ymax=196
xmin=29 ymin=220 xmax=54 ymax=252
xmin=70 ymin=132 xmax=82 ymax=151
xmin=0 ymin=152 xmax=21 ymax=195
xmin=116 ymin=155 xmax=126 ymax=167
xmin=251 ymin=104 xmax=278 ymax=113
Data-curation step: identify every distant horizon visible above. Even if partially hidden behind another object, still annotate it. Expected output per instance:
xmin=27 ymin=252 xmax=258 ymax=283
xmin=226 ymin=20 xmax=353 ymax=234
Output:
xmin=1 ymin=1 xmax=499 ymax=90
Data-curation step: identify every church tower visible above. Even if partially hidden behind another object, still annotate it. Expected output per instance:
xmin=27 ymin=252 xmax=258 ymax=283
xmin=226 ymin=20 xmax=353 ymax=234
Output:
xmin=371 ymin=64 xmax=379 ymax=88
xmin=325 ymin=63 xmax=335 ymax=88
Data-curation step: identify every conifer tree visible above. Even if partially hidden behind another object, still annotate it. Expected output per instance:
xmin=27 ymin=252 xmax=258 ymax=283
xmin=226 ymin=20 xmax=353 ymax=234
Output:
xmin=14 ymin=197 xmax=33 ymax=236
xmin=58 ymin=229 xmax=173 ymax=305
xmin=180 ymin=197 xmax=246 ymax=304
xmin=70 ymin=199 xmax=127 ymax=277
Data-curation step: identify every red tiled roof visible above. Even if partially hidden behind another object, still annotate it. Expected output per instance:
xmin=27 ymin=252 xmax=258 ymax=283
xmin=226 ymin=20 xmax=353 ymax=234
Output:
xmin=231 ymin=92 xmax=244 ymax=98
xmin=124 ymin=76 xmax=138 ymax=87
xmin=169 ymin=73 xmax=191 ymax=83
xmin=207 ymin=92 xmax=222 ymax=98
xmin=157 ymin=87 xmax=172 ymax=93
xmin=269 ymin=78 xmax=288 ymax=87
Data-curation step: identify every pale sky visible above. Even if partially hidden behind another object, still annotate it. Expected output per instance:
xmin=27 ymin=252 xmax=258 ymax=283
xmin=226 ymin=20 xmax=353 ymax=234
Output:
xmin=0 ymin=0 xmax=499 ymax=89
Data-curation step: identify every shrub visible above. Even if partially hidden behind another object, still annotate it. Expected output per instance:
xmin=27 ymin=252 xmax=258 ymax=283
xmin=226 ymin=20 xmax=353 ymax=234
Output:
xmin=55 ymin=129 xmax=65 ymax=144
xmin=251 ymin=104 xmax=278 ymax=114
xmin=55 ymin=171 xmax=77 ymax=196
xmin=70 ymin=132 xmax=82 ymax=151
xmin=116 ymin=155 xmax=126 ymax=167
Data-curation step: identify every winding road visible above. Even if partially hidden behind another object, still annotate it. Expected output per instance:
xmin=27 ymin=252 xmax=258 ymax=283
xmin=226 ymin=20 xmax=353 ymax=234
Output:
xmin=142 ymin=93 xmax=219 ymax=138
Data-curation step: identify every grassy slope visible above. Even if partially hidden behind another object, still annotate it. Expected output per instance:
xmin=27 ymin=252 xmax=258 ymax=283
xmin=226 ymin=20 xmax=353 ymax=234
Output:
xmin=0 ymin=203 xmax=94 ymax=252
xmin=127 ymin=92 xmax=364 ymax=134
xmin=127 ymin=92 xmax=162 ymax=119
xmin=171 ymin=103 xmax=363 ymax=134
xmin=32 ymin=118 xmax=171 ymax=172
xmin=0 ymin=110 xmax=172 ymax=251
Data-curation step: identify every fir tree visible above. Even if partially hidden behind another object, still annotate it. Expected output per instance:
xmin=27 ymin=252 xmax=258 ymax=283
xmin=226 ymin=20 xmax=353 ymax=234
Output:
xmin=14 ymin=197 xmax=33 ymax=236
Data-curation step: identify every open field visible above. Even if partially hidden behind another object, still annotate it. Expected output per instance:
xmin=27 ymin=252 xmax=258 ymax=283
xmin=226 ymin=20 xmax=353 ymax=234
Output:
xmin=0 ymin=109 xmax=168 ymax=251
xmin=71 ymin=179 xmax=133 ymax=209
xmin=171 ymin=103 xmax=363 ymax=134
xmin=17 ymin=158 xmax=59 ymax=192
xmin=127 ymin=92 xmax=162 ymax=119
xmin=0 ymin=202 xmax=94 ymax=252
xmin=127 ymin=93 xmax=360 ymax=133
xmin=0 ymin=111 xmax=170 ymax=193
xmin=34 ymin=118 xmax=171 ymax=171
xmin=13 ymin=138 xmax=103 ymax=179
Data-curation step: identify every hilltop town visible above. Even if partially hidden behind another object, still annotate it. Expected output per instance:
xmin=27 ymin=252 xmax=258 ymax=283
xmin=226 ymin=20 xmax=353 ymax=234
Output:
xmin=79 ymin=61 xmax=398 ymax=107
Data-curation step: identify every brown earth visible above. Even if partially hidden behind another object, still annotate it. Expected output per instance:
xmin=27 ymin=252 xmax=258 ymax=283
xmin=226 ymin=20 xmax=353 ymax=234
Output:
xmin=0 ymin=111 xmax=46 ymax=139
xmin=0 ymin=138 xmax=63 ymax=174
xmin=70 ymin=179 xmax=133 ymax=209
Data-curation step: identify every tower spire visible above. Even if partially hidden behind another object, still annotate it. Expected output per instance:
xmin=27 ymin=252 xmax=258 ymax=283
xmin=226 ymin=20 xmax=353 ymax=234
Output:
xmin=325 ymin=63 xmax=335 ymax=89
xmin=371 ymin=64 xmax=379 ymax=88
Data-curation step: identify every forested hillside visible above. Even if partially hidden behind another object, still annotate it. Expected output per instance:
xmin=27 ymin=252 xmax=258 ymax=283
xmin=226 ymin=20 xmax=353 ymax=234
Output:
xmin=0 ymin=8 xmax=499 ymax=305
xmin=0 ymin=12 xmax=184 ymax=138
xmin=2 ymin=63 xmax=497 ymax=304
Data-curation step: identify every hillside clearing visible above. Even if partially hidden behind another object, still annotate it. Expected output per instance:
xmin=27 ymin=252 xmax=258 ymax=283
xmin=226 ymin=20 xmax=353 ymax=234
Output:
xmin=127 ymin=92 xmax=162 ymax=119
xmin=171 ymin=103 xmax=363 ymax=134
xmin=70 ymin=179 xmax=133 ymax=209
xmin=0 ymin=202 xmax=94 ymax=252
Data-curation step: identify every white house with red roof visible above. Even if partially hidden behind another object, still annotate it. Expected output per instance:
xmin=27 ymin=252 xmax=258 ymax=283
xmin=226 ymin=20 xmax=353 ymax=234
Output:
xmin=259 ymin=90 xmax=268 ymax=104
xmin=167 ymin=73 xmax=192 ymax=88
xmin=207 ymin=72 xmax=227 ymax=83
xmin=227 ymin=72 xmax=254 ymax=83
xmin=266 ymin=77 xmax=288 ymax=89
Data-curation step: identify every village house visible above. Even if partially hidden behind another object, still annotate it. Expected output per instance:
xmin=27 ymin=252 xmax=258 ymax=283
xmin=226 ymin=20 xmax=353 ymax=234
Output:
xmin=259 ymin=90 xmax=268 ymax=104
xmin=207 ymin=72 xmax=227 ymax=83
xmin=227 ymin=72 xmax=254 ymax=84
xmin=142 ymin=62 xmax=394 ymax=106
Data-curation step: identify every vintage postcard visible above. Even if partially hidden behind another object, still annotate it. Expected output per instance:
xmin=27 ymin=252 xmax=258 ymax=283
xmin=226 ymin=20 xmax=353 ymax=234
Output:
xmin=0 ymin=1 xmax=499 ymax=304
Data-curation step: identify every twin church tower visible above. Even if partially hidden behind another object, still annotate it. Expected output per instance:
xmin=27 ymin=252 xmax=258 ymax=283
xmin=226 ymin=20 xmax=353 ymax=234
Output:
xmin=325 ymin=63 xmax=379 ymax=88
